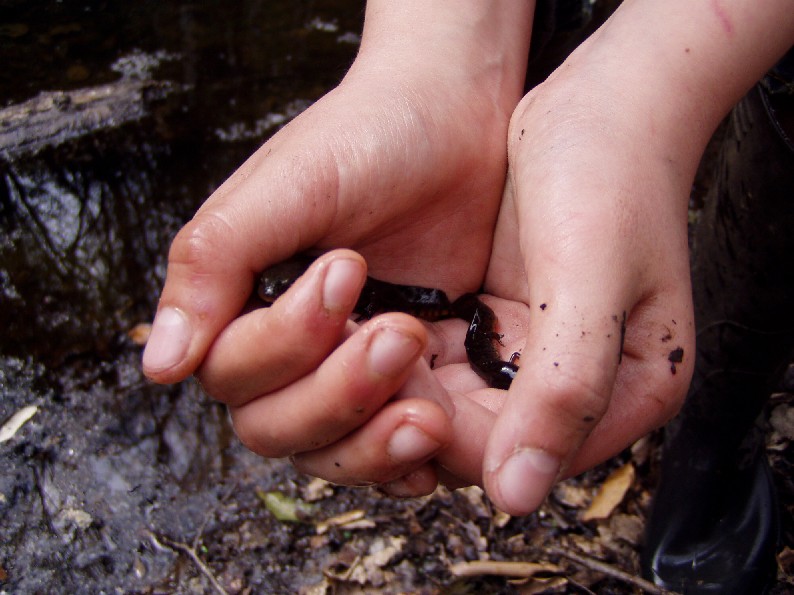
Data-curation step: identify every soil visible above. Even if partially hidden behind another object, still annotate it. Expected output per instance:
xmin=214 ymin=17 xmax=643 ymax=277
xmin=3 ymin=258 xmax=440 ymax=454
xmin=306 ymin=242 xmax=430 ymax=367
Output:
xmin=1 ymin=2 xmax=793 ymax=594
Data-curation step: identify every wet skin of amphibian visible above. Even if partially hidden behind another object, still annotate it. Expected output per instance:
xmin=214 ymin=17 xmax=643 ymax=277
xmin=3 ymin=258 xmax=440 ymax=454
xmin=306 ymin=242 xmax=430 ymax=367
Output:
xmin=258 ymin=254 xmax=519 ymax=389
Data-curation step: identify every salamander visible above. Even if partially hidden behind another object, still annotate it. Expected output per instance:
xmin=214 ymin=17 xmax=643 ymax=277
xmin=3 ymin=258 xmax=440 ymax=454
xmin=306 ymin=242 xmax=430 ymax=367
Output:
xmin=257 ymin=254 xmax=519 ymax=389
xmin=451 ymin=293 xmax=519 ymax=390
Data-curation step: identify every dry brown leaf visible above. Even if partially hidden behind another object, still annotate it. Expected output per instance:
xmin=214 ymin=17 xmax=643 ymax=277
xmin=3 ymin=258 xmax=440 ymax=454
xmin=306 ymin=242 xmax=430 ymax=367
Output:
xmin=458 ymin=485 xmax=487 ymax=508
xmin=552 ymin=481 xmax=591 ymax=509
xmin=315 ymin=509 xmax=371 ymax=535
xmin=493 ymin=508 xmax=512 ymax=528
xmin=362 ymin=536 xmax=405 ymax=570
xmin=630 ymin=435 xmax=652 ymax=466
xmin=770 ymin=404 xmax=794 ymax=441
xmin=777 ymin=546 xmax=794 ymax=575
xmin=302 ymin=477 xmax=334 ymax=502
xmin=127 ymin=323 xmax=152 ymax=345
xmin=607 ymin=513 xmax=644 ymax=547
xmin=301 ymin=577 xmax=333 ymax=595
xmin=324 ymin=536 xmax=405 ymax=586
xmin=581 ymin=463 xmax=635 ymax=521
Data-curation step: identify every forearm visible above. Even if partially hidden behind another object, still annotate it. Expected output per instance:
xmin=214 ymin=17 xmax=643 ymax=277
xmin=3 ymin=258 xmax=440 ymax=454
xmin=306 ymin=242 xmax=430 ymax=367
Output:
xmin=351 ymin=0 xmax=536 ymax=115
xmin=562 ymin=0 xmax=794 ymax=167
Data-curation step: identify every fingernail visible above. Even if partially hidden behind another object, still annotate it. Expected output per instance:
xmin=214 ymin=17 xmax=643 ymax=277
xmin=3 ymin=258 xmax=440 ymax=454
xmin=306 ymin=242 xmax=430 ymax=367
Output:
xmin=388 ymin=425 xmax=441 ymax=463
xmin=142 ymin=307 xmax=191 ymax=373
xmin=368 ymin=328 xmax=422 ymax=378
xmin=379 ymin=475 xmax=420 ymax=498
xmin=494 ymin=448 xmax=559 ymax=515
xmin=323 ymin=258 xmax=364 ymax=312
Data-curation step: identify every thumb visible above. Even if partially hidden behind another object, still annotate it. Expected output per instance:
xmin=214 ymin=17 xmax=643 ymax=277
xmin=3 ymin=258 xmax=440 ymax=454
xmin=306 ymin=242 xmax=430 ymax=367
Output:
xmin=482 ymin=268 xmax=628 ymax=515
xmin=142 ymin=141 xmax=334 ymax=383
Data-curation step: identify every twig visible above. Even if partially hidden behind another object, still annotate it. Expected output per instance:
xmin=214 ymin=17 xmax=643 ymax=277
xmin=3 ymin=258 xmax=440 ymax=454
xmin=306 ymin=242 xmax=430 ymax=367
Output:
xmin=147 ymin=532 xmax=229 ymax=595
xmin=550 ymin=547 xmax=681 ymax=595
xmin=145 ymin=483 xmax=238 ymax=594
xmin=449 ymin=559 xmax=561 ymax=578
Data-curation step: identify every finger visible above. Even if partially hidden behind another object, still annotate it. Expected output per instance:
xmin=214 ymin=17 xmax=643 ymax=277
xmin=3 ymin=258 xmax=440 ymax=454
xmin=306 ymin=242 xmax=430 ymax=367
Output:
xmin=377 ymin=467 xmax=442 ymax=498
xmin=565 ymin=294 xmax=694 ymax=475
xmin=482 ymin=276 xmax=694 ymax=516
xmin=228 ymin=313 xmax=428 ymax=458
xmin=291 ymin=397 xmax=452 ymax=491
xmin=142 ymin=138 xmax=338 ymax=384
xmin=290 ymin=357 xmax=505 ymax=495
xmin=482 ymin=288 xmax=626 ymax=515
xmin=197 ymin=251 xmax=366 ymax=406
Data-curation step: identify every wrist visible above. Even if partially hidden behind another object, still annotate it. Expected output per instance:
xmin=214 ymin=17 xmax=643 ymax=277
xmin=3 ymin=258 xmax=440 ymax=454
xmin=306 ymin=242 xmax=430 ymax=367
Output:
xmin=571 ymin=0 xmax=794 ymax=161
xmin=350 ymin=0 xmax=535 ymax=117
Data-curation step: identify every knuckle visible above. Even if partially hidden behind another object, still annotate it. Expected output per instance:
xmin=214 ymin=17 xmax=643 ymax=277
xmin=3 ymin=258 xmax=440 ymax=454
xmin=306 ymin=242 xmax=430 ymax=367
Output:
xmin=231 ymin=409 xmax=292 ymax=459
xmin=168 ymin=211 xmax=238 ymax=273
xmin=649 ymin=367 xmax=690 ymax=425
xmin=196 ymin=375 xmax=237 ymax=406
xmin=539 ymin=357 xmax=613 ymax=428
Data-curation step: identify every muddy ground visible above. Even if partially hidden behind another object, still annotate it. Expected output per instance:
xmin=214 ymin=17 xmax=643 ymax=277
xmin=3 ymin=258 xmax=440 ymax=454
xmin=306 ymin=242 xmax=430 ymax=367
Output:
xmin=1 ymin=2 xmax=793 ymax=593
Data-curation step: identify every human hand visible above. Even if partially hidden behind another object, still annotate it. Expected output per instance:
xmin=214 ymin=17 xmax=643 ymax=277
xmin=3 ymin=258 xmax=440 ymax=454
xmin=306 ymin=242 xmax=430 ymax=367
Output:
xmin=451 ymin=0 xmax=794 ymax=513
xmin=142 ymin=2 xmax=533 ymax=492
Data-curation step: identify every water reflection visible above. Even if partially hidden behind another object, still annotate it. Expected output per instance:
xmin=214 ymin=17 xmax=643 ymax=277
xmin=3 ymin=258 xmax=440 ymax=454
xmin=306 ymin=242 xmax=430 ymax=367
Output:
xmin=1 ymin=0 xmax=362 ymax=367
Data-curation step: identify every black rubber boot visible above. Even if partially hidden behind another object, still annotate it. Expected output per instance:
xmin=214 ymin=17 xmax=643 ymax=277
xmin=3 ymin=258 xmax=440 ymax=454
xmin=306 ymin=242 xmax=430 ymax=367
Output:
xmin=641 ymin=77 xmax=794 ymax=593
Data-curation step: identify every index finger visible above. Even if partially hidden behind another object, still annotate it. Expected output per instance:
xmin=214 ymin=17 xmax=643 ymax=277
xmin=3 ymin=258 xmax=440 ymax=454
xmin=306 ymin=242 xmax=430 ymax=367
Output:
xmin=141 ymin=140 xmax=334 ymax=383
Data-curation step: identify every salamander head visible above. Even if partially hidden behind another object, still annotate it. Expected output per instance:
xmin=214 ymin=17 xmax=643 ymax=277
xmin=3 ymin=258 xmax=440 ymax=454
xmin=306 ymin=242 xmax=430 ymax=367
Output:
xmin=257 ymin=255 xmax=314 ymax=303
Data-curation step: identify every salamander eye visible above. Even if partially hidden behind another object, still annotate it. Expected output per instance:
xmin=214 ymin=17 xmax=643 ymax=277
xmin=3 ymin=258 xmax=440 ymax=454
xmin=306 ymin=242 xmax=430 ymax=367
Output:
xmin=258 ymin=277 xmax=294 ymax=303
xmin=257 ymin=255 xmax=314 ymax=304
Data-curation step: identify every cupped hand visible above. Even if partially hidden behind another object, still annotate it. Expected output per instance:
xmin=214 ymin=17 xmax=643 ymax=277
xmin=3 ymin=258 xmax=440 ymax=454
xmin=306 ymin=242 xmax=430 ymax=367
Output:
xmin=409 ymin=0 xmax=794 ymax=516
xmin=141 ymin=11 xmax=530 ymax=490
xmin=448 ymin=45 xmax=700 ymax=515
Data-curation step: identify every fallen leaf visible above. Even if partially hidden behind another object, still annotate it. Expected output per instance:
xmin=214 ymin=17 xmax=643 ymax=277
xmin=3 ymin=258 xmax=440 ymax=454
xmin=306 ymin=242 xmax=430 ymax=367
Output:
xmin=301 ymin=577 xmax=333 ymax=595
xmin=777 ymin=546 xmax=794 ymax=575
xmin=363 ymin=536 xmax=405 ymax=569
xmin=552 ymin=481 xmax=591 ymax=509
xmin=607 ymin=513 xmax=644 ymax=547
xmin=493 ymin=508 xmax=512 ymax=528
xmin=517 ymin=576 xmax=569 ymax=594
xmin=630 ymin=435 xmax=652 ymax=467
xmin=459 ymin=485 xmax=489 ymax=516
xmin=581 ymin=463 xmax=635 ymax=521
xmin=315 ymin=509 xmax=371 ymax=534
xmin=324 ymin=536 xmax=405 ymax=587
xmin=302 ymin=477 xmax=334 ymax=502
xmin=0 ymin=405 xmax=38 ymax=443
xmin=127 ymin=323 xmax=152 ymax=346
xmin=256 ymin=489 xmax=315 ymax=522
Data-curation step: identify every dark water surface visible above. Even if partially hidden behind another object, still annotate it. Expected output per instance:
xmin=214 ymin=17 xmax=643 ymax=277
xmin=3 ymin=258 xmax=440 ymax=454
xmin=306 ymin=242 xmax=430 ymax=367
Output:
xmin=0 ymin=2 xmax=364 ymax=591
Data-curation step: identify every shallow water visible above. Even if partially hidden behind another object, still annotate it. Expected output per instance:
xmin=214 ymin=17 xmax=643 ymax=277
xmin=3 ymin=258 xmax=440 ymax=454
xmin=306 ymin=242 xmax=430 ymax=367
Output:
xmin=0 ymin=1 xmax=363 ymax=591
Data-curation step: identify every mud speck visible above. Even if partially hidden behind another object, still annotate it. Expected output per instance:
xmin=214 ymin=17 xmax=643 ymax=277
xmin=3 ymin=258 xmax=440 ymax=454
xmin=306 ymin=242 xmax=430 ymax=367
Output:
xmin=668 ymin=347 xmax=685 ymax=375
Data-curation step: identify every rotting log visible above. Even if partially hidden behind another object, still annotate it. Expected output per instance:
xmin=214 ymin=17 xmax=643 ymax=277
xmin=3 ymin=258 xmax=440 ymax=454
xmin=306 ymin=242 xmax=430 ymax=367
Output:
xmin=0 ymin=78 xmax=175 ymax=160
